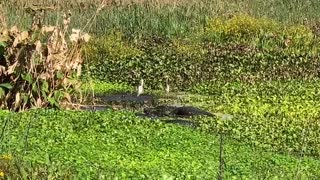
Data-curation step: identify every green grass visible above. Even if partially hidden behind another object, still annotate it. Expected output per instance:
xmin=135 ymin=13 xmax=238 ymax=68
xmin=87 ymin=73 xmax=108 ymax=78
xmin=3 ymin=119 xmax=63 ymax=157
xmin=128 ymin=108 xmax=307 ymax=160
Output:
xmin=189 ymin=80 xmax=320 ymax=120
xmin=81 ymin=80 xmax=133 ymax=95
xmin=3 ymin=0 xmax=320 ymax=37
xmin=81 ymin=80 xmax=320 ymax=157
xmin=187 ymin=80 xmax=320 ymax=156
xmin=0 ymin=110 xmax=319 ymax=179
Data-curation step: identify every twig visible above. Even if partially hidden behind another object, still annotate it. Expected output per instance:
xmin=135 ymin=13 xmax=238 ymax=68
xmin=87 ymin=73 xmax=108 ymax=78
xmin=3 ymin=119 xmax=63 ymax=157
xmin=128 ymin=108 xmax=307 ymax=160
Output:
xmin=23 ymin=111 xmax=38 ymax=154
xmin=217 ymin=114 xmax=232 ymax=180
xmin=218 ymin=132 xmax=224 ymax=180
xmin=81 ymin=0 xmax=107 ymax=32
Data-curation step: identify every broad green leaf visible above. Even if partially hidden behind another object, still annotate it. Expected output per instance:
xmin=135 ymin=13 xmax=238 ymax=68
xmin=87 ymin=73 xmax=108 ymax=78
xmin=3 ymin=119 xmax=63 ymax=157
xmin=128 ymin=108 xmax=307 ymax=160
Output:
xmin=0 ymin=88 xmax=5 ymax=98
xmin=41 ymin=81 xmax=49 ymax=93
xmin=0 ymin=83 xmax=13 ymax=90
xmin=21 ymin=73 xmax=33 ymax=84
xmin=47 ymin=97 xmax=56 ymax=106
xmin=54 ymin=90 xmax=63 ymax=100
xmin=32 ymin=82 xmax=38 ymax=92
xmin=56 ymin=71 xmax=64 ymax=79
xmin=0 ymin=41 xmax=7 ymax=47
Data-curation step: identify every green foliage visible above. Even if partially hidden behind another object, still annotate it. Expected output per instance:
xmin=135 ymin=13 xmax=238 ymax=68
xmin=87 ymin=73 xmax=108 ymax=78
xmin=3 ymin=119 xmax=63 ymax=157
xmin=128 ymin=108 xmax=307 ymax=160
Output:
xmin=188 ymin=80 xmax=320 ymax=157
xmin=0 ymin=110 xmax=319 ymax=179
xmin=0 ymin=41 xmax=6 ymax=55
xmin=202 ymin=14 xmax=318 ymax=53
xmin=83 ymin=32 xmax=144 ymax=83
xmin=81 ymin=80 xmax=133 ymax=95
xmin=203 ymin=14 xmax=280 ymax=43
xmin=84 ymin=15 xmax=320 ymax=89
xmin=82 ymin=34 xmax=201 ymax=89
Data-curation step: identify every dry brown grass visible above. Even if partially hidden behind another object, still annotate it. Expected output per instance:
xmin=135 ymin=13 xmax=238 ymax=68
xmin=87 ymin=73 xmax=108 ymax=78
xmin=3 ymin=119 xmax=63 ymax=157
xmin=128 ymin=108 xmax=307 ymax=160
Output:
xmin=5 ymin=0 xmax=200 ymax=8
xmin=0 ymin=4 xmax=6 ymax=28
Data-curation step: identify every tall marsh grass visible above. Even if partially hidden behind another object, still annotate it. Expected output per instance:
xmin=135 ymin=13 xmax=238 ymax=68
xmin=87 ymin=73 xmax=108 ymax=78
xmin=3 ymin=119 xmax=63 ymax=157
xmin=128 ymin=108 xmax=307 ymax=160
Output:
xmin=3 ymin=0 xmax=320 ymax=37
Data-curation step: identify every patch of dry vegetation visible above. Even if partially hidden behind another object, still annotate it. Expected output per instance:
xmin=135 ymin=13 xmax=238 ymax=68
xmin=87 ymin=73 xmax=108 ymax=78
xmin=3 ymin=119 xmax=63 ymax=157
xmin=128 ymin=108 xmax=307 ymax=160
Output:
xmin=0 ymin=5 xmax=90 ymax=111
xmin=5 ymin=0 xmax=198 ymax=7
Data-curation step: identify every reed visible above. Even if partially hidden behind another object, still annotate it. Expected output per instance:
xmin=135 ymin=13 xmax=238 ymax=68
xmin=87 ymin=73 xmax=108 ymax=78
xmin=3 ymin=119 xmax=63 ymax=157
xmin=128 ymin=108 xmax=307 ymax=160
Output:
xmin=3 ymin=0 xmax=320 ymax=37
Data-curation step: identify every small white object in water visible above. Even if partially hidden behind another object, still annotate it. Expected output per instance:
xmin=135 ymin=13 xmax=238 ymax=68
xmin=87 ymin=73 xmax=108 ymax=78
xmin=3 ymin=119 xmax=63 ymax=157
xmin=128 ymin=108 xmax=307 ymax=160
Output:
xmin=137 ymin=79 xmax=144 ymax=96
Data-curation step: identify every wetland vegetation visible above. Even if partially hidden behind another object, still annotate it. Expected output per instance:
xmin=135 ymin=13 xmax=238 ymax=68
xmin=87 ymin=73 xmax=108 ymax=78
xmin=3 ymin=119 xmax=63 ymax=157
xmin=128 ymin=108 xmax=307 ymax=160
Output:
xmin=1 ymin=0 xmax=320 ymax=179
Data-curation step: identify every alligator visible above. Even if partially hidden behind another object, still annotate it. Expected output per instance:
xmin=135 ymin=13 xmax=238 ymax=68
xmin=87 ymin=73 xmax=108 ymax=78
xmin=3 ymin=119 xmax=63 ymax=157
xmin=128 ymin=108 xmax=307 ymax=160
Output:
xmin=143 ymin=105 xmax=214 ymax=117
